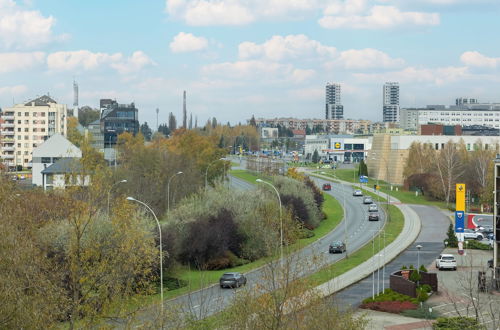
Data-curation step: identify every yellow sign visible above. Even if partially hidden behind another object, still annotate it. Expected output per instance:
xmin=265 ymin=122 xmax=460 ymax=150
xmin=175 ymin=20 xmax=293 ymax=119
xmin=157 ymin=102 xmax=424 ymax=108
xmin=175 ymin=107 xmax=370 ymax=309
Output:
xmin=456 ymin=183 xmax=466 ymax=211
xmin=334 ymin=142 xmax=341 ymax=149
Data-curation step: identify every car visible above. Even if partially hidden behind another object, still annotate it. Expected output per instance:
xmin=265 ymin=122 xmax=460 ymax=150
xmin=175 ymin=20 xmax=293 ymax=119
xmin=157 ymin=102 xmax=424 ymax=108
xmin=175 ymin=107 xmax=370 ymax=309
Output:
xmin=476 ymin=225 xmax=494 ymax=235
xmin=461 ymin=229 xmax=484 ymax=241
xmin=353 ymin=189 xmax=363 ymax=197
xmin=363 ymin=197 xmax=373 ymax=204
xmin=368 ymin=212 xmax=379 ymax=221
xmin=322 ymin=183 xmax=332 ymax=191
xmin=368 ymin=204 xmax=378 ymax=212
xmin=487 ymin=233 xmax=496 ymax=241
xmin=219 ymin=272 xmax=247 ymax=288
xmin=487 ymin=259 xmax=493 ymax=268
xmin=435 ymin=254 xmax=457 ymax=271
xmin=329 ymin=241 xmax=346 ymax=253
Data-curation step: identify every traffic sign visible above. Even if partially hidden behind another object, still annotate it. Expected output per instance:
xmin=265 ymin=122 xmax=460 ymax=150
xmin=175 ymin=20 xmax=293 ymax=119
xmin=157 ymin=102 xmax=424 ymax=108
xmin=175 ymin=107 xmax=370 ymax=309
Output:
xmin=359 ymin=175 xmax=368 ymax=183
xmin=455 ymin=211 xmax=465 ymax=233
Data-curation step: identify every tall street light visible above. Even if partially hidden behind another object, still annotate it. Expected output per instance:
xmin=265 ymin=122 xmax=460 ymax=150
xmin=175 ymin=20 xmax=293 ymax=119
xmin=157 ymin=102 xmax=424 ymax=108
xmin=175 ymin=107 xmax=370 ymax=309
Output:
xmin=107 ymin=179 xmax=127 ymax=218
xmin=167 ymin=171 xmax=183 ymax=213
xmin=416 ymin=244 xmax=423 ymax=280
xmin=256 ymin=179 xmax=283 ymax=266
xmin=126 ymin=197 xmax=164 ymax=318
xmin=205 ymin=158 xmax=226 ymax=191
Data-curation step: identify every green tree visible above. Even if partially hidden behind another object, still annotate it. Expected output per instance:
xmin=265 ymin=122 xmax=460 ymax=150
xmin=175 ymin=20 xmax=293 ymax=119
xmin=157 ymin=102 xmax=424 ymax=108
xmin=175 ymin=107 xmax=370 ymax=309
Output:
xmin=140 ymin=122 xmax=153 ymax=141
xmin=158 ymin=123 xmax=171 ymax=136
xmin=445 ymin=223 xmax=458 ymax=247
xmin=312 ymin=149 xmax=320 ymax=163
xmin=78 ymin=106 xmax=100 ymax=127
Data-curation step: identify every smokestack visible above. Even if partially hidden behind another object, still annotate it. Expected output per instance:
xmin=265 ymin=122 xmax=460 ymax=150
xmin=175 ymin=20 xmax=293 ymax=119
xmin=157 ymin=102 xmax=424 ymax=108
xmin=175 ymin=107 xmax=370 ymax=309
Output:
xmin=182 ymin=91 xmax=187 ymax=128
xmin=73 ymin=80 xmax=79 ymax=119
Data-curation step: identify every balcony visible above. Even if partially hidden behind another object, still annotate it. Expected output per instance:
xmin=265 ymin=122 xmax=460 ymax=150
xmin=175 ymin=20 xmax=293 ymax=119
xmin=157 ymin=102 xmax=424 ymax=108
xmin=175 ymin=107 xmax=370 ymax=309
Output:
xmin=2 ymin=154 xmax=14 ymax=159
xmin=2 ymin=146 xmax=14 ymax=151
xmin=1 ymin=130 xmax=15 ymax=136
xmin=1 ymin=123 xmax=14 ymax=128
xmin=1 ymin=115 xmax=14 ymax=120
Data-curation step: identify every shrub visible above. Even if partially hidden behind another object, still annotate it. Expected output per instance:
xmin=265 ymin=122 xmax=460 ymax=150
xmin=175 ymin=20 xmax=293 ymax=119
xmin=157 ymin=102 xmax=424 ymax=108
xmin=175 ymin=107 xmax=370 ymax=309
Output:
xmin=410 ymin=270 xmax=421 ymax=283
xmin=419 ymin=264 xmax=428 ymax=273
xmin=419 ymin=284 xmax=432 ymax=293
xmin=362 ymin=289 xmax=418 ymax=305
xmin=444 ymin=223 xmax=458 ymax=248
xmin=401 ymin=265 xmax=408 ymax=270
xmin=416 ymin=288 xmax=429 ymax=302
xmin=303 ymin=176 xmax=324 ymax=210
xmin=360 ymin=301 xmax=417 ymax=314
xmin=433 ymin=316 xmax=485 ymax=329
xmin=465 ymin=240 xmax=492 ymax=250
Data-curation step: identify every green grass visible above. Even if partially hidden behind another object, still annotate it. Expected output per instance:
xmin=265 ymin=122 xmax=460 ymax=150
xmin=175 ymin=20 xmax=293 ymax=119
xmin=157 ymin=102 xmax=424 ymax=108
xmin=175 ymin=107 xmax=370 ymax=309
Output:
xmin=229 ymin=169 xmax=268 ymax=183
xmin=307 ymin=204 xmax=404 ymax=285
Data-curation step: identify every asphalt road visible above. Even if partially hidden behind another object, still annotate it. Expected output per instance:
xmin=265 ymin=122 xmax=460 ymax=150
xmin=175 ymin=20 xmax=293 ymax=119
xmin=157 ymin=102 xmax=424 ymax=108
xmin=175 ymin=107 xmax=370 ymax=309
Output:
xmin=330 ymin=204 xmax=450 ymax=309
xmin=155 ymin=174 xmax=388 ymax=321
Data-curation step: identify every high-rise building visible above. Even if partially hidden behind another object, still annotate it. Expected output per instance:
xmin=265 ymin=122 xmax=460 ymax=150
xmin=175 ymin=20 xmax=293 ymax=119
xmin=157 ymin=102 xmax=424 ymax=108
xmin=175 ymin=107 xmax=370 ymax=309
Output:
xmin=0 ymin=95 xmax=67 ymax=169
xmin=325 ymin=83 xmax=344 ymax=120
xmin=383 ymin=82 xmax=400 ymax=123
xmin=99 ymin=99 xmax=139 ymax=148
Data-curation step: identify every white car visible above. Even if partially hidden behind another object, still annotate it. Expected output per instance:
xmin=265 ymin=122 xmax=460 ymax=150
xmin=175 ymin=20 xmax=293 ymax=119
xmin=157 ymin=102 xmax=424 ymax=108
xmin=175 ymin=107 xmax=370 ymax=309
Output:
xmin=459 ymin=229 xmax=484 ymax=241
xmin=368 ymin=204 xmax=378 ymax=212
xmin=436 ymin=254 xmax=457 ymax=271
xmin=353 ymin=189 xmax=363 ymax=197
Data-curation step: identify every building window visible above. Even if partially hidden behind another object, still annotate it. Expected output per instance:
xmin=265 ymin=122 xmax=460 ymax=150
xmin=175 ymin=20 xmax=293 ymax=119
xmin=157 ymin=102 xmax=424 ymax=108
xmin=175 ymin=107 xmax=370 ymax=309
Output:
xmin=17 ymin=151 xmax=21 ymax=155
xmin=41 ymin=112 xmax=45 ymax=117
xmin=24 ymin=151 xmax=28 ymax=155
xmin=33 ymin=143 xmax=37 ymax=148
xmin=41 ymin=157 xmax=51 ymax=164
xmin=17 ymin=112 xmax=21 ymax=116
xmin=24 ymin=159 xmax=29 ymax=163
xmin=24 ymin=128 xmax=28 ymax=132
xmin=17 ymin=120 xmax=21 ymax=124
xmin=24 ymin=143 xmax=29 ymax=148
xmin=24 ymin=112 xmax=29 ymax=116
xmin=17 ymin=143 xmax=21 ymax=147
xmin=17 ymin=128 xmax=21 ymax=132
xmin=17 ymin=135 xmax=21 ymax=140
xmin=24 ymin=135 xmax=28 ymax=140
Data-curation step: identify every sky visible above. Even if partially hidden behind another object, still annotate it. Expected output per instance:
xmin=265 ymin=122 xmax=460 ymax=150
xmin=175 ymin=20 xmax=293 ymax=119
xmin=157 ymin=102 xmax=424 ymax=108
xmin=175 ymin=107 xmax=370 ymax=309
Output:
xmin=1 ymin=0 xmax=500 ymax=126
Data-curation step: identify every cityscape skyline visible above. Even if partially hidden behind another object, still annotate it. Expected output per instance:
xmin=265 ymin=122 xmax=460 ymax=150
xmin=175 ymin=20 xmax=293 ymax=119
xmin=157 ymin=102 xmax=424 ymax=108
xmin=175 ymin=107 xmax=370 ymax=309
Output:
xmin=1 ymin=1 xmax=500 ymax=125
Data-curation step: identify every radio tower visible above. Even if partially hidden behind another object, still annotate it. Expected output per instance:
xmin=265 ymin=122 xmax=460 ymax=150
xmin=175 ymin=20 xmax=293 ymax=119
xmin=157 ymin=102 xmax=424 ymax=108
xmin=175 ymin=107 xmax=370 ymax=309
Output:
xmin=73 ymin=80 xmax=79 ymax=119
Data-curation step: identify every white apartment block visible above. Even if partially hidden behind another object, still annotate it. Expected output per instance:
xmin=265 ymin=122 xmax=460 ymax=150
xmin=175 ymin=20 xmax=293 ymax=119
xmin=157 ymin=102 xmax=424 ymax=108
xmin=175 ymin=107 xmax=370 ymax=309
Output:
xmin=383 ymin=82 xmax=400 ymax=123
xmin=254 ymin=118 xmax=371 ymax=135
xmin=0 ymin=95 xmax=67 ymax=168
xmin=325 ymin=83 xmax=344 ymax=119
xmin=400 ymin=106 xmax=500 ymax=131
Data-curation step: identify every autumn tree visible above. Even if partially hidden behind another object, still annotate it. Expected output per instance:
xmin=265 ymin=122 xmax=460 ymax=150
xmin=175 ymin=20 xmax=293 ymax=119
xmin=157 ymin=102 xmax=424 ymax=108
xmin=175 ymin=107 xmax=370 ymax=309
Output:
xmin=78 ymin=106 xmax=100 ymax=127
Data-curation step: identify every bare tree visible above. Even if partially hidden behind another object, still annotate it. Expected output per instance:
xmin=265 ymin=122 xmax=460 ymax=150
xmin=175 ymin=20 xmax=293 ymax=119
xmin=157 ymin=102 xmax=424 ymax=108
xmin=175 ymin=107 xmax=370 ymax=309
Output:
xmin=433 ymin=141 xmax=466 ymax=205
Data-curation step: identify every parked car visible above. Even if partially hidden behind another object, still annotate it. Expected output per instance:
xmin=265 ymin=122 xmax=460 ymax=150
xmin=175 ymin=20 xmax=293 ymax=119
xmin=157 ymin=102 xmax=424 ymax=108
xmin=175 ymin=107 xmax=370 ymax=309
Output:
xmin=476 ymin=225 xmax=494 ymax=235
xmin=219 ymin=272 xmax=247 ymax=288
xmin=353 ymin=189 xmax=363 ymax=197
xmin=368 ymin=204 xmax=378 ymax=212
xmin=322 ymin=183 xmax=332 ymax=191
xmin=460 ymin=229 xmax=484 ymax=241
xmin=435 ymin=254 xmax=457 ymax=271
xmin=486 ymin=233 xmax=495 ymax=240
xmin=487 ymin=259 xmax=493 ymax=268
xmin=368 ymin=212 xmax=379 ymax=221
xmin=329 ymin=241 xmax=346 ymax=253
xmin=363 ymin=197 xmax=373 ymax=204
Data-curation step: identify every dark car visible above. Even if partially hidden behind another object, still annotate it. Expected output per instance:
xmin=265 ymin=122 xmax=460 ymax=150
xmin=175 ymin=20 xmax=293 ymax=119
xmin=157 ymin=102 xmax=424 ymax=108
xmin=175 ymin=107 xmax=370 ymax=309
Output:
xmin=322 ymin=183 xmax=332 ymax=191
xmin=219 ymin=272 xmax=247 ymax=288
xmin=329 ymin=241 xmax=346 ymax=253
xmin=487 ymin=259 xmax=493 ymax=268
xmin=368 ymin=212 xmax=379 ymax=221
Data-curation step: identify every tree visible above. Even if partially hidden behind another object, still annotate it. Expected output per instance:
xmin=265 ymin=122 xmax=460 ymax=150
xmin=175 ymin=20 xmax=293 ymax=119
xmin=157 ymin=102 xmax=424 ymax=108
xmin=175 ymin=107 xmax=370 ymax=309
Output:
xmin=168 ymin=112 xmax=177 ymax=132
xmin=358 ymin=159 xmax=368 ymax=176
xmin=78 ymin=106 xmax=100 ymax=127
xmin=249 ymin=115 xmax=257 ymax=127
xmin=312 ymin=149 xmax=320 ymax=163
xmin=158 ymin=123 xmax=171 ymax=137
xmin=211 ymin=117 xmax=218 ymax=129
xmin=433 ymin=141 xmax=466 ymax=205
xmin=140 ymin=122 xmax=153 ymax=141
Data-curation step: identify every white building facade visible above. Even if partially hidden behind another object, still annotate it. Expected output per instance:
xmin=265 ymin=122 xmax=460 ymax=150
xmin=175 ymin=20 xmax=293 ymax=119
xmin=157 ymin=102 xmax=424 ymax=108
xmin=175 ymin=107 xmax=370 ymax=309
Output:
xmin=383 ymin=82 xmax=400 ymax=123
xmin=0 ymin=95 xmax=67 ymax=168
xmin=325 ymin=83 xmax=344 ymax=120
xmin=304 ymin=135 xmax=371 ymax=162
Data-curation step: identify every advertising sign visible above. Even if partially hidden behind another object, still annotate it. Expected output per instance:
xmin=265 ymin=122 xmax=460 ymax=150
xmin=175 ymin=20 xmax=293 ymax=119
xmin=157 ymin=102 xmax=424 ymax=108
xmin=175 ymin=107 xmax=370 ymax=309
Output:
xmin=334 ymin=142 xmax=341 ymax=149
xmin=455 ymin=211 xmax=465 ymax=233
xmin=456 ymin=183 xmax=466 ymax=212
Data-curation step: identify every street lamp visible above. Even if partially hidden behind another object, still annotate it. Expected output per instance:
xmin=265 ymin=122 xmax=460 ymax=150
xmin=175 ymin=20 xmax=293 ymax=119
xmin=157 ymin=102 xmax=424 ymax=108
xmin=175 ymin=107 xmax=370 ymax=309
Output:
xmin=416 ymin=244 xmax=423 ymax=272
xmin=107 ymin=179 xmax=127 ymax=218
xmin=205 ymin=158 xmax=226 ymax=190
xmin=167 ymin=171 xmax=183 ymax=213
xmin=126 ymin=197 xmax=164 ymax=317
xmin=256 ymin=179 xmax=283 ymax=266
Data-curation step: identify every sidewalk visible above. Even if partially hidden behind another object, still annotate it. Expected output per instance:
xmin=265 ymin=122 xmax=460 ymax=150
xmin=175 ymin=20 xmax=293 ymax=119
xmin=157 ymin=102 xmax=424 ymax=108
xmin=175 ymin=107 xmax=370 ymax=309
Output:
xmin=359 ymin=310 xmax=434 ymax=330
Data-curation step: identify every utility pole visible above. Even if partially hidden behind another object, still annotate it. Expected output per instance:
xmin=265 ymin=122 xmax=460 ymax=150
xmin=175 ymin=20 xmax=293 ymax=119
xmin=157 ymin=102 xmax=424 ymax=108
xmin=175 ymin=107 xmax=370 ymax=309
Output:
xmin=156 ymin=108 xmax=159 ymax=131
xmin=182 ymin=91 xmax=187 ymax=128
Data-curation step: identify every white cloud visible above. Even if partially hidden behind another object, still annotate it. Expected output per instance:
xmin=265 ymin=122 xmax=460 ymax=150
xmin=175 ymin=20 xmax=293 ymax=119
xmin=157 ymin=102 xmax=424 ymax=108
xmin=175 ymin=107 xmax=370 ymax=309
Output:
xmin=0 ymin=84 xmax=28 ymax=96
xmin=291 ymin=68 xmax=316 ymax=83
xmin=238 ymin=34 xmax=336 ymax=61
xmin=324 ymin=0 xmax=367 ymax=16
xmin=165 ymin=0 xmax=321 ymax=26
xmin=47 ymin=50 xmax=154 ymax=74
xmin=319 ymin=5 xmax=439 ymax=29
xmin=0 ymin=0 xmax=64 ymax=48
xmin=170 ymin=32 xmax=208 ymax=53
xmin=335 ymin=48 xmax=405 ymax=69
xmin=460 ymin=51 xmax=500 ymax=68
xmin=353 ymin=66 xmax=468 ymax=85
xmin=202 ymin=60 xmax=292 ymax=80
xmin=0 ymin=51 xmax=45 ymax=73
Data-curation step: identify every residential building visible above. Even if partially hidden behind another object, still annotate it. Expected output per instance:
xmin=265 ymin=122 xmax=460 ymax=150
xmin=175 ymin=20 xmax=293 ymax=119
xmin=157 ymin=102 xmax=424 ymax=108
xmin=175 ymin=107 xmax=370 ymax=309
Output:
xmin=254 ymin=117 xmax=371 ymax=135
xmin=260 ymin=127 xmax=278 ymax=139
xmin=325 ymin=83 xmax=343 ymax=119
xmin=0 ymin=95 xmax=67 ymax=169
xmin=41 ymin=158 xmax=89 ymax=190
xmin=32 ymin=133 xmax=82 ymax=187
xmin=383 ymin=82 xmax=399 ymax=123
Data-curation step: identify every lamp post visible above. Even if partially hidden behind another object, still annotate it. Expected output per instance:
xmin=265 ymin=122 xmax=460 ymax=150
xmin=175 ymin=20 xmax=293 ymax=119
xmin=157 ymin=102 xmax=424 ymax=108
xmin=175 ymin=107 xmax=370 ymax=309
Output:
xmin=107 ymin=179 xmax=127 ymax=218
xmin=126 ymin=197 xmax=163 ymax=317
xmin=416 ymin=244 xmax=423 ymax=272
xmin=256 ymin=179 xmax=283 ymax=266
xmin=167 ymin=171 xmax=183 ymax=213
xmin=205 ymin=158 xmax=226 ymax=191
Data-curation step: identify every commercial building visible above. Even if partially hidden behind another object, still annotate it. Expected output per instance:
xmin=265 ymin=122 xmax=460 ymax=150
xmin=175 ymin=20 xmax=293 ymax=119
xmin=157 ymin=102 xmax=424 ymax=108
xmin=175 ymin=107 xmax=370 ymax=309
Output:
xmin=400 ymin=99 xmax=500 ymax=131
xmin=99 ymin=99 xmax=139 ymax=148
xmin=325 ymin=83 xmax=344 ymax=120
xmin=368 ymin=134 xmax=500 ymax=185
xmin=304 ymin=135 xmax=371 ymax=163
xmin=383 ymin=82 xmax=400 ymax=123
xmin=0 ymin=95 xmax=67 ymax=169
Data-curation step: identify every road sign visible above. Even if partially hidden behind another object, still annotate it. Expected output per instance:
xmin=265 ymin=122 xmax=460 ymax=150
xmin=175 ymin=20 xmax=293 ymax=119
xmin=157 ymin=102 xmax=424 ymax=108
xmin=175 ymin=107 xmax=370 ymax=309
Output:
xmin=455 ymin=211 xmax=465 ymax=233
xmin=456 ymin=183 xmax=465 ymax=211
xmin=359 ymin=175 xmax=368 ymax=183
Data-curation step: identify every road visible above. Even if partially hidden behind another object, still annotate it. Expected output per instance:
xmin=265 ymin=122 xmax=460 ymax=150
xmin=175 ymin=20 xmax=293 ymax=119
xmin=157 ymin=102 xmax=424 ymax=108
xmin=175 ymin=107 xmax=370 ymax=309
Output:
xmin=330 ymin=204 xmax=450 ymax=309
xmin=157 ymin=174 xmax=388 ymax=320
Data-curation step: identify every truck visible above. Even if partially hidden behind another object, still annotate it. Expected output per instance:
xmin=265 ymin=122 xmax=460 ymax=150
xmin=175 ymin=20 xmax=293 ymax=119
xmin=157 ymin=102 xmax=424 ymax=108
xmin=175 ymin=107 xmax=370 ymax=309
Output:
xmin=435 ymin=254 xmax=457 ymax=271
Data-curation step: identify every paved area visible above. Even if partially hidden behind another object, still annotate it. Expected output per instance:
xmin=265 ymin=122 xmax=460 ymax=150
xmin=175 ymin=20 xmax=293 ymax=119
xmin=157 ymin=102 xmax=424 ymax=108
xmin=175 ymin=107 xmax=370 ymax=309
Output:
xmin=358 ymin=310 xmax=434 ymax=330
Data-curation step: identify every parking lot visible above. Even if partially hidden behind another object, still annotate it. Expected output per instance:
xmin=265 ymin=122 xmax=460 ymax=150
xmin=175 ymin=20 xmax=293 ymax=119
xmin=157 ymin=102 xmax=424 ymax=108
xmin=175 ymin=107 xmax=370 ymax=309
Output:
xmin=426 ymin=248 xmax=500 ymax=329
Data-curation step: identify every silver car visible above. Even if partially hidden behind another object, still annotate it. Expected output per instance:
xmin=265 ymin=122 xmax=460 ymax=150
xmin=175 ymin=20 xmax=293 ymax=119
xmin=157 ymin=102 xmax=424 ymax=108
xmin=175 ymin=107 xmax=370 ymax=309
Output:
xmin=353 ymin=189 xmax=363 ymax=197
xmin=363 ymin=197 xmax=373 ymax=204
xmin=368 ymin=204 xmax=378 ymax=212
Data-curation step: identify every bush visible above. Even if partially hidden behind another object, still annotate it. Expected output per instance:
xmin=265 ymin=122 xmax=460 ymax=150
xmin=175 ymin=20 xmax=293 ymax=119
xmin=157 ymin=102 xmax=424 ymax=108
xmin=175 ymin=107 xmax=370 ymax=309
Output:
xmin=362 ymin=289 xmax=418 ymax=305
xmin=401 ymin=304 xmax=439 ymax=319
xmin=419 ymin=284 xmax=432 ymax=293
xmin=303 ymin=176 xmax=324 ymax=210
xmin=433 ymin=316 xmax=485 ymax=329
xmin=465 ymin=240 xmax=492 ymax=250
xmin=444 ymin=223 xmax=458 ymax=248
xmin=416 ymin=288 xmax=429 ymax=302
xmin=410 ymin=270 xmax=421 ymax=283
xmin=419 ymin=264 xmax=428 ymax=273
xmin=401 ymin=265 xmax=408 ymax=270
xmin=360 ymin=301 xmax=417 ymax=314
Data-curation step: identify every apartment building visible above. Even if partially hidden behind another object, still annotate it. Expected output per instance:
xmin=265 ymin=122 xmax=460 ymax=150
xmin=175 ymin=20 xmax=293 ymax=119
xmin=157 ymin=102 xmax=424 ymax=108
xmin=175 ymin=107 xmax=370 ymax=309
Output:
xmin=325 ymin=83 xmax=344 ymax=119
xmin=383 ymin=82 xmax=400 ymax=123
xmin=254 ymin=117 xmax=371 ymax=134
xmin=0 ymin=95 xmax=67 ymax=168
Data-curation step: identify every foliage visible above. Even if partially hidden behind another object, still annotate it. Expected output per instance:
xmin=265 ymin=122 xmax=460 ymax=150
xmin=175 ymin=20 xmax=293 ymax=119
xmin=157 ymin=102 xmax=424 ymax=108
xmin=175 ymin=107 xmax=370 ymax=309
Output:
xmin=401 ymin=304 xmax=439 ymax=319
xmin=168 ymin=112 xmax=177 ymax=131
xmin=416 ymin=287 xmax=429 ymax=302
xmin=360 ymin=301 xmax=417 ymax=314
xmin=419 ymin=264 xmax=428 ymax=273
xmin=140 ymin=121 xmax=153 ymax=141
xmin=78 ymin=106 xmax=100 ymax=127
xmin=362 ymin=288 xmax=418 ymax=305
xmin=410 ymin=269 xmax=422 ymax=283
xmin=158 ymin=123 xmax=171 ymax=136
xmin=358 ymin=159 xmax=368 ymax=176
xmin=401 ymin=265 xmax=408 ymax=270
xmin=433 ymin=316 xmax=486 ymax=329
xmin=312 ymin=149 xmax=320 ymax=163
xmin=303 ymin=175 xmax=325 ymax=210
xmin=465 ymin=240 xmax=492 ymax=250
xmin=445 ymin=223 xmax=459 ymax=247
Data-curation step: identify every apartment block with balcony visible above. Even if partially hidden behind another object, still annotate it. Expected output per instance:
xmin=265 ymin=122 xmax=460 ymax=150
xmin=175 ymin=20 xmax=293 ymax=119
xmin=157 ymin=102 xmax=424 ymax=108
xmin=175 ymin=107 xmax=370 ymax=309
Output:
xmin=0 ymin=95 xmax=67 ymax=169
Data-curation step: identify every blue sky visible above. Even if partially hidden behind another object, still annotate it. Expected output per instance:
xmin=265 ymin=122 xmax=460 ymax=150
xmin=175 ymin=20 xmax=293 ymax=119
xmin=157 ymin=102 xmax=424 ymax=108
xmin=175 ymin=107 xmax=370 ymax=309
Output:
xmin=1 ymin=0 xmax=500 ymax=126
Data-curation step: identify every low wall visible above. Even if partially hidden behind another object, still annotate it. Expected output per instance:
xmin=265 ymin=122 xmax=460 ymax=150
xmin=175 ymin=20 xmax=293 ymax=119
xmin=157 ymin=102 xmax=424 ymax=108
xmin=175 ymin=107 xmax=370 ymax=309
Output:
xmin=390 ymin=270 xmax=438 ymax=298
